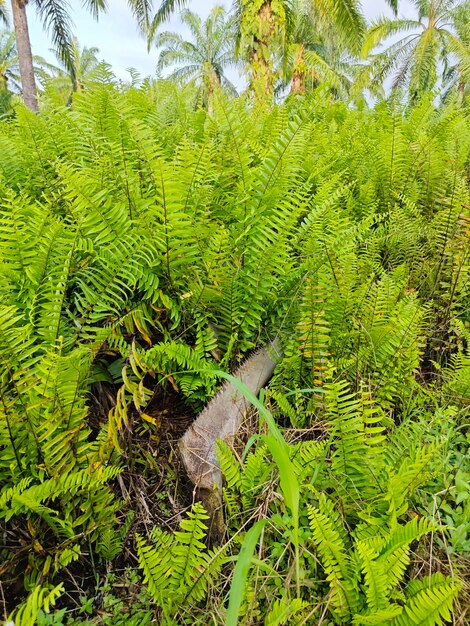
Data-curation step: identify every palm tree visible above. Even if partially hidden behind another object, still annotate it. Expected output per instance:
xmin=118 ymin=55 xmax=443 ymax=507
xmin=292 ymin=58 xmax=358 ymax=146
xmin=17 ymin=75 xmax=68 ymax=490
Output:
xmin=0 ymin=29 xmax=19 ymax=92
xmin=362 ymin=0 xmax=470 ymax=102
xmin=67 ymin=39 xmax=101 ymax=93
xmin=1 ymin=1 xmax=8 ymax=25
xmin=233 ymin=0 xmax=295 ymax=102
xmin=6 ymin=0 xmax=157 ymax=112
xmin=0 ymin=26 xmax=18 ymax=117
xmin=0 ymin=27 xmax=51 ymax=114
xmin=0 ymin=28 xmax=52 ymax=92
xmin=286 ymin=1 xmax=363 ymax=96
xmin=151 ymin=0 xmax=398 ymax=31
xmin=441 ymin=1 xmax=470 ymax=101
xmin=50 ymin=37 xmax=101 ymax=93
xmin=32 ymin=38 xmax=101 ymax=105
xmin=155 ymin=6 xmax=237 ymax=114
xmin=151 ymin=1 xmax=397 ymax=102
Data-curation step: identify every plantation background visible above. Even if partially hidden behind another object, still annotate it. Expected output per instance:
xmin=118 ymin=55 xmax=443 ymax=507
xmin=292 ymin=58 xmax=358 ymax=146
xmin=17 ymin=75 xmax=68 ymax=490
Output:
xmin=1 ymin=1 xmax=470 ymax=625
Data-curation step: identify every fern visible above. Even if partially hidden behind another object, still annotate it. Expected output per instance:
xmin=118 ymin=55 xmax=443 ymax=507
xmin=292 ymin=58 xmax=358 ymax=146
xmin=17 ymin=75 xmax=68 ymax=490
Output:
xmin=308 ymin=495 xmax=356 ymax=618
xmin=264 ymin=598 xmax=309 ymax=626
xmin=324 ymin=382 xmax=388 ymax=505
xmin=216 ymin=439 xmax=242 ymax=490
xmin=1 ymin=78 xmax=469 ymax=624
xmin=309 ymin=493 xmax=457 ymax=625
xmin=96 ymin=510 xmax=135 ymax=561
xmin=8 ymin=583 xmax=64 ymax=626
xmin=137 ymin=502 xmax=226 ymax=615
xmin=391 ymin=573 xmax=462 ymax=626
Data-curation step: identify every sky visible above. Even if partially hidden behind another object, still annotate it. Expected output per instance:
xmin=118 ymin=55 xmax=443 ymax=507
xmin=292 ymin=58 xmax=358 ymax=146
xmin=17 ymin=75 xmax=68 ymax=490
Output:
xmin=20 ymin=0 xmax=417 ymax=82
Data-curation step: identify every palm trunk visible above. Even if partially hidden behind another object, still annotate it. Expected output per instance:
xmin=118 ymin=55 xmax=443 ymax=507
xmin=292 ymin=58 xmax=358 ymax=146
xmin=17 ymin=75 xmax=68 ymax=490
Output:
xmin=250 ymin=1 xmax=275 ymax=103
xmin=207 ymin=79 xmax=214 ymax=116
xmin=201 ymin=64 xmax=217 ymax=115
xmin=290 ymin=44 xmax=305 ymax=95
xmin=458 ymin=78 xmax=466 ymax=105
xmin=11 ymin=0 xmax=38 ymax=112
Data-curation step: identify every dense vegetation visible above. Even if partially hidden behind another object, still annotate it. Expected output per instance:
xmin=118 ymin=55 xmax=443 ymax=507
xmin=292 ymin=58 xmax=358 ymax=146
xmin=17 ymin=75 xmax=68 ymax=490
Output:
xmin=0 ymin=74 xmax=469 ymax=624
xmin=1 ymin=0 xmax=470 ymax=625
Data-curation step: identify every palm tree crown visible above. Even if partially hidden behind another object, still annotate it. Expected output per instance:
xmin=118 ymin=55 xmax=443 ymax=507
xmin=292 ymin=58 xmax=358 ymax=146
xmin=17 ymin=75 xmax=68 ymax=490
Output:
xmin=285 ymin=0 xmax=365 ymax=96
xmin=5 ymin=0 xmax=158 ymax=111
xmin=441 ymin=0 xmax=470 ymax=100
xmin=150 ymin=0 xmax=394 ymax=102
xmin=0 ymin=28 xmax=19 ymax=91
xmin=362 ymin=0 xmax=470 ymax=101
xmin=55 ymin=37 xmax=101 ymax=92
xmin=0 ymin=1 xmax=8 ymax=26
xmin=155 ymin=6 xmax=237 ymax=112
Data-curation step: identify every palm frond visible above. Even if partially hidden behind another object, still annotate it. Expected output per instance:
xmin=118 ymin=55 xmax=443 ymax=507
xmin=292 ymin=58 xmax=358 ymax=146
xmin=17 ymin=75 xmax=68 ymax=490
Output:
xmin=148 ymin=0 xmax=189 ymax=45
xmin=0 ymin=0 xmax=8 ymax=26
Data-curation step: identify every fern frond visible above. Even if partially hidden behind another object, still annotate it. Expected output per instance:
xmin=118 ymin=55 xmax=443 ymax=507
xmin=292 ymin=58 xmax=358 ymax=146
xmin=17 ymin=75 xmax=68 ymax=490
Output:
xmin=386 ymin=446 xmax=437 ymax=521
xmin=353 ymin=605 xmax=403 ymax=625
xmin=308 ymin=494 xmax=356 ymax=618
xmin=391 ymin=573 xmax=462 ymax=626
xmin=264 ymin=598 xmax=309 ymax=626
xmin=216 ymin=439 xmax=242 ymax=489
xmin=377 ymin=517 xmax=440 ymax=590
xmin=137 ymin=502 xmax=225 ymax=611
xmin=355 ymin=540 xmax=388 ymax=613
xmin=9 ymin=583 xmax=64 ymax=626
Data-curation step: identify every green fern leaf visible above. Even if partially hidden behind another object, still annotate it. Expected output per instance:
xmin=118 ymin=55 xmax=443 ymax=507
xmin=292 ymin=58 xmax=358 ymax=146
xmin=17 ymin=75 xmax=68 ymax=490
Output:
xmin=391 ymin=573 xmax=462 ymax=626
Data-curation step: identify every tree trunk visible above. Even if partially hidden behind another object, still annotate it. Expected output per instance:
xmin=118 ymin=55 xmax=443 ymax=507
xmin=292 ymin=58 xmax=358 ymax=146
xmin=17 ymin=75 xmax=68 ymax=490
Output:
xmin=207 ymin=76 xmax=214 ymax=116
xmin=290 ymin=44 xmax=305 ymax=95
xmin=11 ymin=0 xmax=38 ymax=112
xmin=458 ymin=78 xmax=466 ymax=105
xmin=205 ymin=66 xmax=217 ymax=115
xmin=250 ymin=1 xmax=275 ymax=103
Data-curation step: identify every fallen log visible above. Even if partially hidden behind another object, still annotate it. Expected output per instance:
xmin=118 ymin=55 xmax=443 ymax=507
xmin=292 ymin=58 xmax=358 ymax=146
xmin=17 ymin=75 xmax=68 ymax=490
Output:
xmin=179 ymin=340 xmax=281 ymax=541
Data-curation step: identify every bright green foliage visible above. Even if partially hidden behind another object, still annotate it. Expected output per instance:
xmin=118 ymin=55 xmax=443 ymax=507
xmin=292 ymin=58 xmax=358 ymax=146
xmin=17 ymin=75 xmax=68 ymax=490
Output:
xmin=307 ymin=499 xmax=454 ymax=623
xmin=264 ymin=598 xmax=309 ymax=626
xmin=284 ymin=2 xmax=356 ymax=96
xmin=136 ymin=502 xmax=226 ymax=620
xmin=4 ymin=0 xmax=157 ymax=90
xmin=221 ymin=385 xmax=462 ymax=624
xmin=0 ymin=80 xmax=469 ymax=623
xmin=0 ymin=30 xmax=20 ymax=93
xmin=8 ymin=583 xmax=64 ymax=626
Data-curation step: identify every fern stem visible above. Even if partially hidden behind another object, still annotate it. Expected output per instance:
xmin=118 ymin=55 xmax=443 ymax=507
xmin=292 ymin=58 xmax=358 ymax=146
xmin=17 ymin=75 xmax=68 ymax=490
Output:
xmin=1 ymin=392 xmax=23 ymax=473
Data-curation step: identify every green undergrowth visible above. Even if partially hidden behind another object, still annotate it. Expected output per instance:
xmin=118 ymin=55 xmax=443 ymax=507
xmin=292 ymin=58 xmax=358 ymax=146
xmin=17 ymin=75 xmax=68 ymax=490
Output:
xmin=0 ymin=76 xmax=469 ymax=624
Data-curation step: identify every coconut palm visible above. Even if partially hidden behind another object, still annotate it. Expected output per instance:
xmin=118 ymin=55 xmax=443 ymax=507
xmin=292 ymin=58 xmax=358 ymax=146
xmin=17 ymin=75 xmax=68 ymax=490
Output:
xmin=33 ymin=38 xmax=102 ymax=105
xmin=0 ymin=27 xmax=18 ymax=118
xmin=155 ymin=6 xmax=237 ymax=114
xmin=0 ymin=29 xmax=52 ymax=90
xmin=362 ymin=0 xmax=470 ymax=102
xmin=6 ymin=0 xmax=157 ymax=112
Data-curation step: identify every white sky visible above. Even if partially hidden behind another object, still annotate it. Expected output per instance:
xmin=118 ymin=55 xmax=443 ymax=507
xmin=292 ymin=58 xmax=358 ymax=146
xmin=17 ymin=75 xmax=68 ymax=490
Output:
xmin=18 ymin=0 xmax=417 ymax=82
